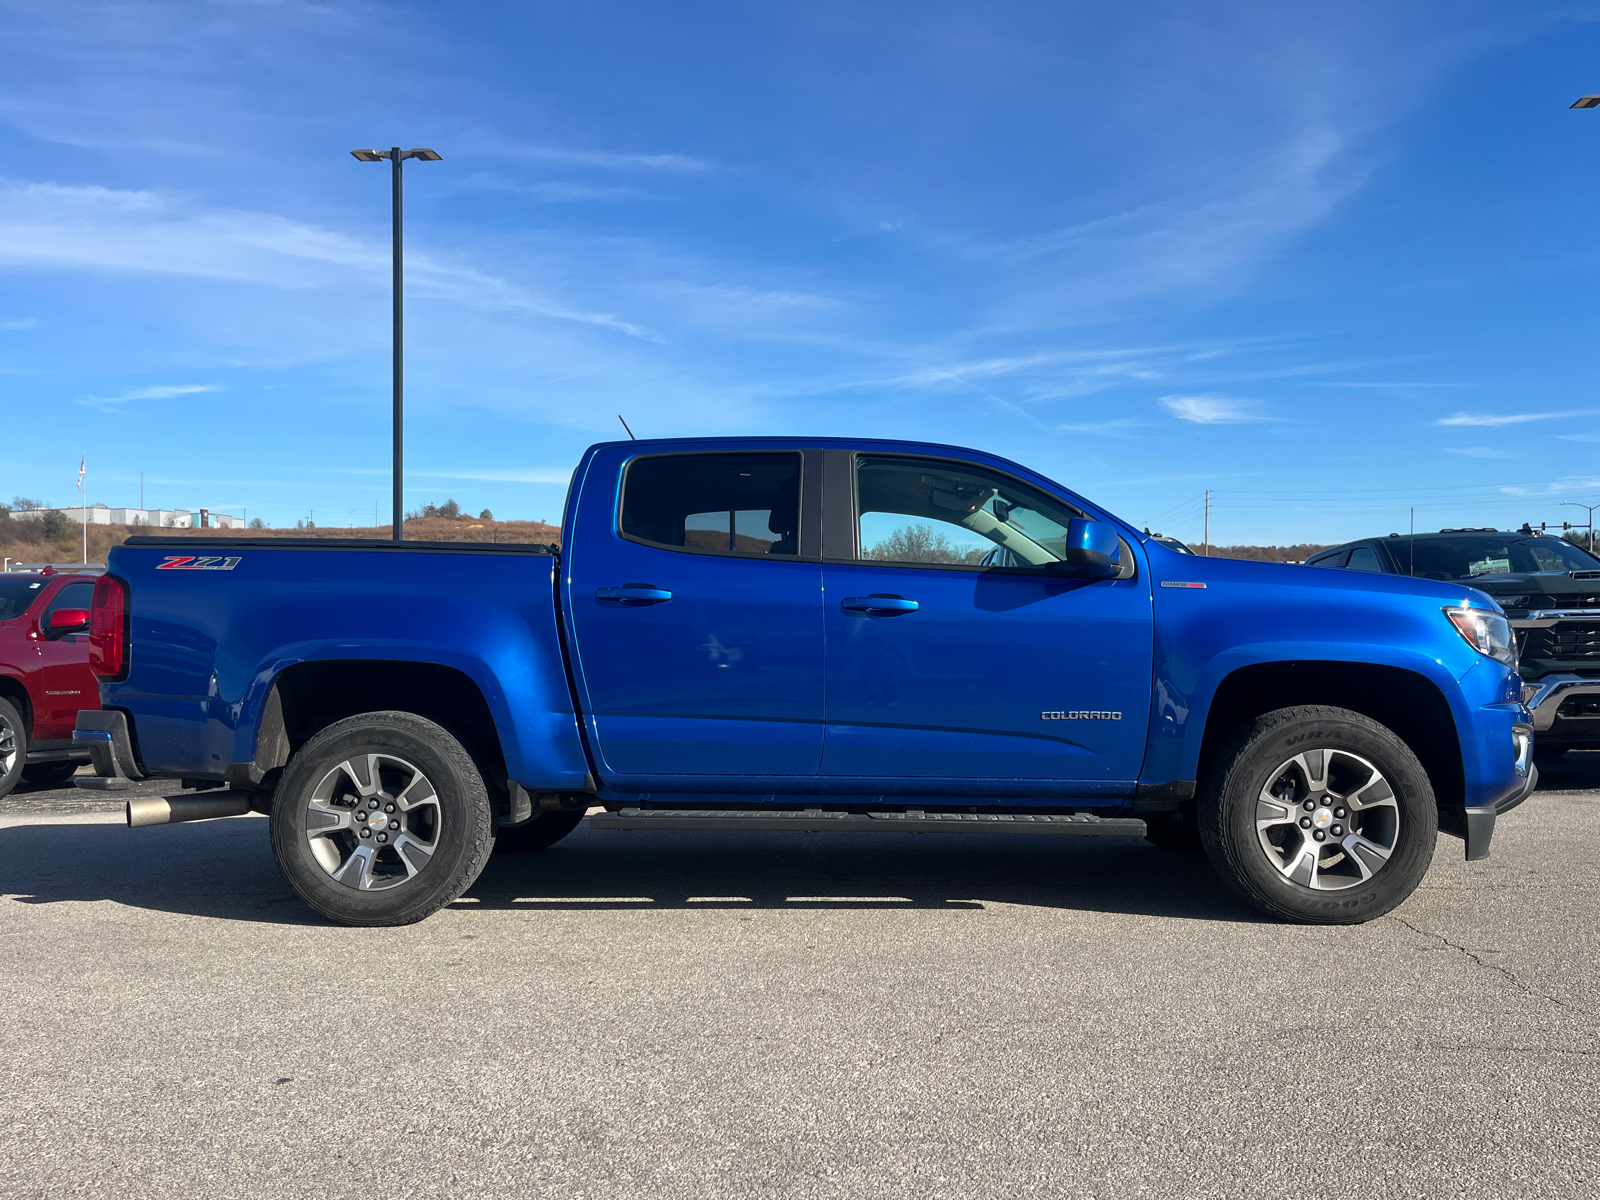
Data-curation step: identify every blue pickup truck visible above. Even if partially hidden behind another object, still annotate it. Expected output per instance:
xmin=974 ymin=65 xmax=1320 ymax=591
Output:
xmin=72 ymin=437 xmax=1535 ymax=926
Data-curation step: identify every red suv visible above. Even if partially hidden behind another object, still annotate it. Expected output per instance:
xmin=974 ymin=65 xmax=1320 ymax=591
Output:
xmin=0 ymin=569 xmax=101 ymax=797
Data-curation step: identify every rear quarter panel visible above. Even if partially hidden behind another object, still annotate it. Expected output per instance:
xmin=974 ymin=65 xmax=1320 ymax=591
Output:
xmin=103 ymin=545 xmax=588 ymax=787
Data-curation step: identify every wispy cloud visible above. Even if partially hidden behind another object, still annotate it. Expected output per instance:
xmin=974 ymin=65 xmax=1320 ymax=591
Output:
xmin=1438 ymin=410 xmax=1593 ymax=426
xmin=1057 ymin=418 xmax=1147 ymax=435
xmin=79 ymin=383 xmax=219 ymax=411
xmin=486 ymin=143 xmax=715 ymax=173
xmin=1444 ymin=447 xmax=1513 ymax=459
xmin=1501 ymin=478 xmax=1600 ymax=497
xmin=455 ymin=175 xmax=658 ymax=203
xmin=0 ymin=317 xmax=38 ymax=330
xmin=0 ymin=181 xmax=655 ymax=340
xmin=1160 ymin=394 xmax=1272 ymax=424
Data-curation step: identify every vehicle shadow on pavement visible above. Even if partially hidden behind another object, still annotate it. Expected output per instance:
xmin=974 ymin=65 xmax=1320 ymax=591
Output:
xmin=0 ymin=816 xmax=1261 ymax=925
xmin=463 ymin=830 xmax=1259 ymax=923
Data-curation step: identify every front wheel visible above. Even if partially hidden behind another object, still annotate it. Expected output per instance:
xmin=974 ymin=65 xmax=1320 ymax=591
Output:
xmin=1199 ymin=705 xmax=1437 ymax=924
xmin=269 ymin=711 xmax=494 ymax=926
xmin=0 ymin=698 xmax=26 ymax=800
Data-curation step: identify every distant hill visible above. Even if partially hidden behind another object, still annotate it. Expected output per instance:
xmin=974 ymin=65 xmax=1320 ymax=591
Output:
xmin=1205 ymin=543 xmax=1332 ymax=563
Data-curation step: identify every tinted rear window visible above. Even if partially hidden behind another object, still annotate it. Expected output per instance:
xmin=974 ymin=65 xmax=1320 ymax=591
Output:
xmin=620 ymin=452 xmax=802 ymax=556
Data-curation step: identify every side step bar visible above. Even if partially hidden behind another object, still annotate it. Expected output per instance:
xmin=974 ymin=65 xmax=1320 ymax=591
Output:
xmin=591 ymin=808 xmax=1147 ymax=836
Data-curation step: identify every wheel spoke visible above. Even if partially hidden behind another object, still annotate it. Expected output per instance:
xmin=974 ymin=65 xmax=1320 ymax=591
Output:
xmin=331 ymin=843 xmax=377 ymax=890
xmin=395 ymin=770 xmax=437 ymax=812
xmin=1281 ymin=839 xmax=1320 ymax=886
xmin=1347 ymin=774 xmax=1396 ymax=811
xmin=305 ymin=801 xmax=351 ymax=834
xmin=1293 ymin=749 xmax=1328 ymax=792
xmin=392 ymin=832 xmax=435 ymax=876
xmin=1342 ymin=833 xmax=1392 ymax=879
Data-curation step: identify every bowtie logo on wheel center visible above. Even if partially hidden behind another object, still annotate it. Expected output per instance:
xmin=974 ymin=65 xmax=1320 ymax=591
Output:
xmin=367 ymin=809 xmax=389 ymax=830
xmin=1311 ymin=807 xmax=1335 ymax=830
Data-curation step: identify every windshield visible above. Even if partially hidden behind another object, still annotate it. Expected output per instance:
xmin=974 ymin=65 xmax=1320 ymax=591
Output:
xmin=0 ymin=577 xmax=48 ymax=620
xmin=1398 ymin=537 xmax=1600 ymax=581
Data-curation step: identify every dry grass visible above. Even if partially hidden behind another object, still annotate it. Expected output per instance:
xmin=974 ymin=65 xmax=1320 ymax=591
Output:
xmin=0 ymin=518 xmax=561 ymax=567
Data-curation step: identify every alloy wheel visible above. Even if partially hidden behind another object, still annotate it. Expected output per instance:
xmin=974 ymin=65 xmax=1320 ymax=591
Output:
xmin=304 ymin=753 xmax=442 ymax=891
xmin=1255 ymin=748 xmax=1400 ymax=891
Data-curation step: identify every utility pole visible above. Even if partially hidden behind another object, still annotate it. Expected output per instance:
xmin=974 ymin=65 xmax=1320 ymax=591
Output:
xmin=350 ymin=146 xmax=443 ymax=542
xmin=1203 ymin=490 xmax=1211 ymax=556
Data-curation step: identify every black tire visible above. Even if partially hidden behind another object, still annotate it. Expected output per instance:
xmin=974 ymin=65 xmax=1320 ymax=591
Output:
xmin=0 ymin=698 xmax=27 ymax=801
xmin=22 ymin=760 xmax=81 ymax=788
xmin=269 ymin=711 xmax=494 ymax=926
xmin=1143 ymin=814 xmax=1204 ymax=852
xmin=493 ymin=809 xmax=585 ymax=854
xmin=1198 ymin=705 xmax=1437 ymax=925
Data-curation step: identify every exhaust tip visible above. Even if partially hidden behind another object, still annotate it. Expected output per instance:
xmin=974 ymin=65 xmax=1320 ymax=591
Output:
xmin=126 ymin=797 xmax=173 ymax=828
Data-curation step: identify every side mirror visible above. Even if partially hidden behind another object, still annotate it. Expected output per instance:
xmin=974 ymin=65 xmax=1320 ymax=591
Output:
xmin=47 ymin=608 xmax=90 ymax=637
xmin=1058 ymin=518 xmax=1122 ymax=579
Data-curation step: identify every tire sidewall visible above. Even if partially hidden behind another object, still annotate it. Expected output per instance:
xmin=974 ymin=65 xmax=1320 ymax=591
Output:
xmin=270 ymin=713 xmax=491 ymax=925
xmin=1202 ymin=709 xmax=1438 ymax=923
xmin=0 ymin=697 xmax=27 ymax=799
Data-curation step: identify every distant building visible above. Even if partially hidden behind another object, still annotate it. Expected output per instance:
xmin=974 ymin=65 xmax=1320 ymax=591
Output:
xmin=10 ymin=504 xmax=241 ymax=529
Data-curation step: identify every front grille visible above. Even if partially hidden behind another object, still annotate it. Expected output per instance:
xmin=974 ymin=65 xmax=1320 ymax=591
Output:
xmin=1516 ymin=593 xmax=1600 ymax=611
xmin=1557 ymin=694 xmax=1600 ymax=719
xmin=1519 ymin=622 xmax=1600 ymax=662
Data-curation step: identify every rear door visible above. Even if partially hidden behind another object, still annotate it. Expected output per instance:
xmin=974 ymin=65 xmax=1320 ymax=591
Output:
xmin=564 ymin=447 xmax=825 ymax=781
xmin=819 ymin=452 xmax=1153 ymax=783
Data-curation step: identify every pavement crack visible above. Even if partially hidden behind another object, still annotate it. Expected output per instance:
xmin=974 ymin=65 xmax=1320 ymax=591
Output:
xmin=1390 ymin=916 xmax=1569 ymax=1008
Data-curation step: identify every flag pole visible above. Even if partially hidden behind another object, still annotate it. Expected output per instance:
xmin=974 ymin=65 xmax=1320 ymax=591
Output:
xmin=79 ymin=448 xmax=87 ymax=565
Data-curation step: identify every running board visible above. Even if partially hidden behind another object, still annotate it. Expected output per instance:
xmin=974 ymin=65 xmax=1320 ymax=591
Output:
xmin=590 ymin=808 xmax=1146 ymax=836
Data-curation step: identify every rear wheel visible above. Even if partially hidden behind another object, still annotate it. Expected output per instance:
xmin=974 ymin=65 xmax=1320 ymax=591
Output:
xmin=493 ymin=809 xmax=585 ymax=854
xmin=22 ymin=760 xmax=81 ymax=788
xmin=0 ymin=699 xmax=26 ymax=800
xmin=269 ymin=711 xmax=494 ymax=926
xmin=1199 ymin=705 xmax=1437 ymax=924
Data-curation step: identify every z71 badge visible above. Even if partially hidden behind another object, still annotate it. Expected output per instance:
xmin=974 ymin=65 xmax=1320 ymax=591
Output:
xmin=157 ymin=556 xmax=242 ymax=571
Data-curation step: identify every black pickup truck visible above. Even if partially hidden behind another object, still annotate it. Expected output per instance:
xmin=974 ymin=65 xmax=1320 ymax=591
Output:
xmin=1308 ymin=528 xmax=1600 ymax=756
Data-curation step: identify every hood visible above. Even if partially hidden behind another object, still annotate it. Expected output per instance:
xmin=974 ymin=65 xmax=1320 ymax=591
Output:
xmin=1454 ymin=572 xmax=1600 ymax=615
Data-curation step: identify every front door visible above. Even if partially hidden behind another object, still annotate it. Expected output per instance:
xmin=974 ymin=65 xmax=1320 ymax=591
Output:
xmin=820 ymin=453 xmax=1153 ymax=784
xmin=565 ymin=448 xmax=824 ymax=781
xmin=34 ymin=580 xmax=97 ymax=736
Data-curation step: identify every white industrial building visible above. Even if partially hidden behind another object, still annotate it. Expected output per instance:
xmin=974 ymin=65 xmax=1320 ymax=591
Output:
xmin=10 ymin=504 xmax=241 ymax=529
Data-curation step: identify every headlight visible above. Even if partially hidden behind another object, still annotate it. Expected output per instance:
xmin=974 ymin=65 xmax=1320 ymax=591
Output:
xmin=1444 ymin=605 xmax=1519 ymax=669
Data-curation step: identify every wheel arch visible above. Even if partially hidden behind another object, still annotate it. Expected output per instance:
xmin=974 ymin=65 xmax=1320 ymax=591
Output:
xmin=238 ymin=660 xmax=510 ymax=796
xmin=1195 ymin=661 xmax=1465 ymax=810
xmin=0 ymin=674 xmax=32 ymax=732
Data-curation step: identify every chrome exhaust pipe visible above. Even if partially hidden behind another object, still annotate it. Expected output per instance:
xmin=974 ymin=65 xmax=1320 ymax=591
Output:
xmin=127 ymin=794 xmax=252 ymax=828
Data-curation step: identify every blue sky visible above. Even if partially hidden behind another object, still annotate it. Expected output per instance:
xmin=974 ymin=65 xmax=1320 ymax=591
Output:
xmin=4 ymin=0 xmax=1600 ymax=545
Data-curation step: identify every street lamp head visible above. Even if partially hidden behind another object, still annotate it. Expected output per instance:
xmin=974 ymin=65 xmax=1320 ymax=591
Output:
xmin=404 ymin=149 xmax=443 ymax=162
xmin=350 ymin=149 xmax=390 ymax=161
xmin=1572 ymin=96 xmax=1600 ymax=109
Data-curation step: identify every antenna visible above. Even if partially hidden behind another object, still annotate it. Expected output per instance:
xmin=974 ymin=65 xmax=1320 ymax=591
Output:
xmin=618 ymin=415 xmax=637 ymax=440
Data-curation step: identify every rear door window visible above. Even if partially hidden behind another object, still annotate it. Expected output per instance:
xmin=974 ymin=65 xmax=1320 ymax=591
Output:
xmin=1346 ymin=547 xmax=1383 ymax=572
xmin=620 ymin=453 xmax=803 ymax=557
xmin=0 ymin=577 xmax=48 ymax=620
xmin=1309 ymin=551 xmax=1349 ymax=569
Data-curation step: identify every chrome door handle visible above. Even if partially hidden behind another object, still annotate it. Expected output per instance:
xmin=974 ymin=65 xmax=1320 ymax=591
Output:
xmin=596 ymin=584 xmax=673 ymax=606
xmin=841 ymin=594 xmax=919 ymax=615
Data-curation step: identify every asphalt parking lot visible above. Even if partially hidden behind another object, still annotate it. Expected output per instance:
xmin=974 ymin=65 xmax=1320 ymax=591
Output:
xmin=2 ymin=765 xmax=1596 ymax=1200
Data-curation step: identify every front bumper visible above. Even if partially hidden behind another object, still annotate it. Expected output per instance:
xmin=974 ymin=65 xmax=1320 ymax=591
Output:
xmin=1521 ymin=673 xmax=1600 ymax=734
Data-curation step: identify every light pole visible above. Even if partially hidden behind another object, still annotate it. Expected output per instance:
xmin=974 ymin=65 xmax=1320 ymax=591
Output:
xmin=1559 ymin=501 xmax=1600 ymax=553
xmin=350 ymin=146 xmax=442 ymax=541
